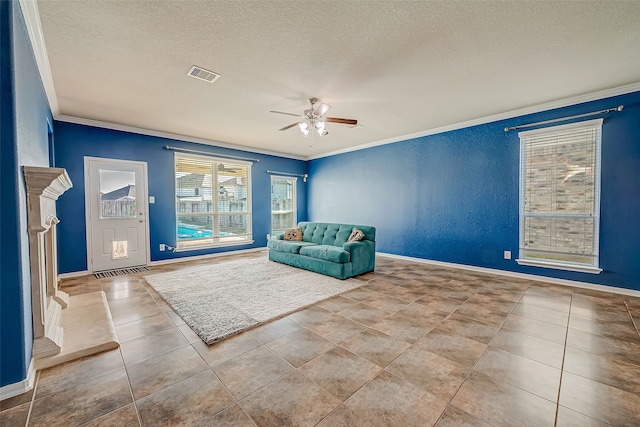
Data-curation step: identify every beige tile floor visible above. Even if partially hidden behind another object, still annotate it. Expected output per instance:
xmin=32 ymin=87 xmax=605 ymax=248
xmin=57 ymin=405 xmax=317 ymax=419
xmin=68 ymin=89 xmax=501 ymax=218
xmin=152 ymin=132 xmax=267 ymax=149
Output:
xmin=2 ymin=251 xmax=640 ymax=426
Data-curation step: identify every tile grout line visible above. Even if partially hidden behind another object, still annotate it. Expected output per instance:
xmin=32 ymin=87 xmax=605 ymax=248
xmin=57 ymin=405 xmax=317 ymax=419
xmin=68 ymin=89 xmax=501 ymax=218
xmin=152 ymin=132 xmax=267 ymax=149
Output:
xmin=132 ymin=274 xmax=242 ymax=426
xmin=49 ymin=258 xmax=635 ymax=426
xmin=104 ymin=276 xmax=187 ymax=427
xmin=430 ymin=280 xmax=532 ymax=426
xmin=300 ymin=275 xmax=432 ymax=426
xmin=553 ymin=288 xmax=574 ymax=427
xmin=22 ymin=370 xmax=39 ymax=427
xmin=622 ymin=298 xmax=640 ymax=339
xmin=115 ymin=348 xmax=143 ymax=427
xmin=174 ymin=275 xmax=380 ymax=426
xmin=105 ymin=273 xmax=144 ymax=427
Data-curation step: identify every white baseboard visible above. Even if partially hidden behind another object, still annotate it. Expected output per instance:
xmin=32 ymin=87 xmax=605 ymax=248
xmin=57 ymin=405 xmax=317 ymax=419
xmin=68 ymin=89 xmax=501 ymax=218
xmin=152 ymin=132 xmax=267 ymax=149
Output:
xmin=149 ymin=247 xmax=267 ymax=266
xmin=377 ymin=252 xmax=640 ymax=298
xmin=58 ymin=270 xmax=90 ymax=280
xmin=0 ymin=358 xmax=35 ymax=401
xmin=58 ymin=248 xmax=268 ymax=276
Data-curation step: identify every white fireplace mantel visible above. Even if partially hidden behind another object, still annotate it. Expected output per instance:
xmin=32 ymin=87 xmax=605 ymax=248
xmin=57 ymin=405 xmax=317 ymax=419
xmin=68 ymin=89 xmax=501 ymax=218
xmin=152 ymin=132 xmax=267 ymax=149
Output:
xmin=23 ymin=166 xmax=119 ymax=370
xmin=24 ymin=166 xmax=72 ymax=357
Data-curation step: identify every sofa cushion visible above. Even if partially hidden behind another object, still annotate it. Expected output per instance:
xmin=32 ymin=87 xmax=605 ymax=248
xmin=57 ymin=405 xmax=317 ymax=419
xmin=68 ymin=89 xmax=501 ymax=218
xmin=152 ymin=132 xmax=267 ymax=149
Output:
xmin=299 ymin=245 xmax=351 ymax=263
xmin=267 ymin=239 xmax=315 ymax=254
xmin=283 ymin=227 xmax=303 ymax=241
xmin=299 ymin=222 xmax=376 ymax=247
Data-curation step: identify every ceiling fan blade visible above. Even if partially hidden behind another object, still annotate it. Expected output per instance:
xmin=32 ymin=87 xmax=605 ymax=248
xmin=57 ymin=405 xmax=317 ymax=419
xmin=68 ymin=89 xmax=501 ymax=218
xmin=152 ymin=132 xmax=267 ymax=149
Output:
xmin=279 ymin=122 xmax=299 ymax=131
xmin=314 ymin=103 xmax=331 ymax=117
xmin=270 ymin=110 xmax=302 ymax=117
xmin=326 ymin=117 xmax=358 ymax=125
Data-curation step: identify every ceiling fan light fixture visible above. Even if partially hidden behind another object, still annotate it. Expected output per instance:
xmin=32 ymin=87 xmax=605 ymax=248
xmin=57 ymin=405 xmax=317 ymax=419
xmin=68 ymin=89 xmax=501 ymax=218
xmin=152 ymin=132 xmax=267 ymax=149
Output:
xmin=298 ymin=122 xmax=310 ymax=136
xmin=272 ymin=97 xmax=356 ymax=140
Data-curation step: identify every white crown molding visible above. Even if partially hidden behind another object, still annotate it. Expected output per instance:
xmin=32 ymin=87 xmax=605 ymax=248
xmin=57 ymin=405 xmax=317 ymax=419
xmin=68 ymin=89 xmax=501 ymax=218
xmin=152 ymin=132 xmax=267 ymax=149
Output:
xmin=19 ymin=1 xmax=304 ymax=162
xmin=0 ymin=358 xmax=35 ymax=400
xmin=18 ymin=0 xmax=59 ymax=116
xmin=310 ymin=82 xmax=640 ymax=160
xmin=58 ymin=82 xmax=639 ymax=163
xmin=56 ymin=115 xmax=307 ymax=161
xmin=20 ymin=0 xmax=639 ymax=163
xmin=377 ymin=252 xmax=640 ymax=297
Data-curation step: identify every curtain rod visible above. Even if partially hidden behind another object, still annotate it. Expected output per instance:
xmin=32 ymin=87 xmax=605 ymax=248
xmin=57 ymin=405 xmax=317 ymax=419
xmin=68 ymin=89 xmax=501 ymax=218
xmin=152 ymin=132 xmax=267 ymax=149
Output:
xmin=504 ymin=105 xmax=624 ymax=132
xmin=165 ymin=146 xmax=260 ymax=162
xmin=267 ymin=170 xmax=308 ymax=182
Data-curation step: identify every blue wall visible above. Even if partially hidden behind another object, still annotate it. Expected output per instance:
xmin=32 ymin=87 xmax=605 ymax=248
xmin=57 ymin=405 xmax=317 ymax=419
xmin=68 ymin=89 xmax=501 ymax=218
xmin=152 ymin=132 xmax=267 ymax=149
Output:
xmin=1 ymin=0 xmax=53 ymax=388
xmin=309 ymin=91 xmax=640 ymax=291
xmin=53 ymin=122 xmax=308 ymax=273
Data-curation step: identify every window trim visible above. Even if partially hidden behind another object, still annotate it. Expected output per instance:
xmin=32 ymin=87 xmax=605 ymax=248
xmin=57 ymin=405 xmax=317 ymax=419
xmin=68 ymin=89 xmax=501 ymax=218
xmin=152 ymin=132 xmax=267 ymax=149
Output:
xmin=516 ymin=118 xmax=603 ymax=274
xmin=174 ymin=153 xmax=253 ymax=251
xmin=270 ymin=175 xmax=297 ymax=236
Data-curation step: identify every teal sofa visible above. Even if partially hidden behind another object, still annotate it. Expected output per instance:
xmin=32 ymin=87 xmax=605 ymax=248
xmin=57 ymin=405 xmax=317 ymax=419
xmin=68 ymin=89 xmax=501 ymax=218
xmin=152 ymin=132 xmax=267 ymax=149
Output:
xmin=267 ymin=222 xmax=376 ymax=280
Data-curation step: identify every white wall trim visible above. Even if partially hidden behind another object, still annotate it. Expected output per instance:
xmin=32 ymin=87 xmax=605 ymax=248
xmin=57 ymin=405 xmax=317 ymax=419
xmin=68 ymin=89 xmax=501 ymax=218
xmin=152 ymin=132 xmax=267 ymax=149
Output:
xmin=20 ymin=0 xmax=303 ymax=162
xmin=57 ymin=248 xmax=267 ymax=275
xmin=309 ymin=82 xmax=640 ymax=160
xmin=148 ymin=247 xmax=267 ymax=266
xmin=0 ymin=358 xmax=35 ymax=401
xmin=515 ymin=258 xmax=602 ymax=275
xmin=18 ymin=0 xmax=59 ymax=116
xmin=19 ymin=0 xmax=639 ymax=163
xmin=56 ymin=115 xmax=307 ymax=161
xmin=57 ymin=270 xmax=90 ymax=280
xmin=377 ymin=252 xmax=640 ymax=298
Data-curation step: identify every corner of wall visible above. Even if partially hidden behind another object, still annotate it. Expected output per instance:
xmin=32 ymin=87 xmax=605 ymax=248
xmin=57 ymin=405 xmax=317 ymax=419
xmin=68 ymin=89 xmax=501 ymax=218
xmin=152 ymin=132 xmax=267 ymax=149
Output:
xmin=0 ymin=358 xmax=35 ymax=401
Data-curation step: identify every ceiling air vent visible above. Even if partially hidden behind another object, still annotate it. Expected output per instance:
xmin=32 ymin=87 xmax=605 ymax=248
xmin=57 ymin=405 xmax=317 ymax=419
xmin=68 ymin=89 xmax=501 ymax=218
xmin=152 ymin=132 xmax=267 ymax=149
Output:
xmin=187 ymin=65 xmax=220 ymax=83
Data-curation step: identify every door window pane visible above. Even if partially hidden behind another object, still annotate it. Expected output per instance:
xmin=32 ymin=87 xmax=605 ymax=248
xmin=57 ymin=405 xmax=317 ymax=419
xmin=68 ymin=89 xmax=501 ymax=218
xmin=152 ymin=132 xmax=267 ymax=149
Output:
xmin=99 ymin=170 xmax=136 ymax=218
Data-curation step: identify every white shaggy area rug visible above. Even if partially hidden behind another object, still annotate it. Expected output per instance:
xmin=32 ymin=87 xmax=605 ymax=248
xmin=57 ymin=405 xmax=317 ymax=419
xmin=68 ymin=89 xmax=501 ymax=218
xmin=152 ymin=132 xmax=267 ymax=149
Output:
xmin=144 ymin=257 xmax=363 ymax=344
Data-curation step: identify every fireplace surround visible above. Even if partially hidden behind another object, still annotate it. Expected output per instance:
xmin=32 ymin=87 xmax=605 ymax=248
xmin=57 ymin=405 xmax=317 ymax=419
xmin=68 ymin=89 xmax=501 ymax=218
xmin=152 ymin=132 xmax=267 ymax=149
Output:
xmin=24 ymin=166 xmax=118 ymax=370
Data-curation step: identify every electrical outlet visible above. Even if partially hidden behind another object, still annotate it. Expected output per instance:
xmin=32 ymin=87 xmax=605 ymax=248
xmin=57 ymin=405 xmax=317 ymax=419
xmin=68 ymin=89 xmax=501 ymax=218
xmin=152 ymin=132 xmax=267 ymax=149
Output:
xmin=266 ymin=234 xmax=271 ymax=240
xmin=504 ymin=250 xmax=511 ymax=260
xmin=160 ymin=244 xmax=166 ymax=251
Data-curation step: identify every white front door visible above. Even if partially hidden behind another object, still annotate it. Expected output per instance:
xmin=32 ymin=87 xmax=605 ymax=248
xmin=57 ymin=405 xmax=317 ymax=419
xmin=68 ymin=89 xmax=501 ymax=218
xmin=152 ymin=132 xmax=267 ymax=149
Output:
xmin=85 ymin=157 xmax=149 ymax=272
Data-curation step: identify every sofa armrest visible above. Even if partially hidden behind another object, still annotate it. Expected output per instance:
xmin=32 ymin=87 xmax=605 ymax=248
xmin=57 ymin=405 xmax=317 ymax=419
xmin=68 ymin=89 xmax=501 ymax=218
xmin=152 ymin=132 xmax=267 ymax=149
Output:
xmin=343 ymin=240 xmax=376 ymax=275
xmin=342 ymin=240 xmax=372 ymax=252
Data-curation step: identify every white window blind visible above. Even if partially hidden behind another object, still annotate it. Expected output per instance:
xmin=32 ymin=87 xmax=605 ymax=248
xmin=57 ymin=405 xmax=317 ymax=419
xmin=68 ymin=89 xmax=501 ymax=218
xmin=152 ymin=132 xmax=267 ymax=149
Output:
xmin=517 ymin=118 xmax=602 ymax=273
xmin=175 ymin=154 xmax=252 ymax=249
xmin=271 ymin=176 xmax=297 ymax=235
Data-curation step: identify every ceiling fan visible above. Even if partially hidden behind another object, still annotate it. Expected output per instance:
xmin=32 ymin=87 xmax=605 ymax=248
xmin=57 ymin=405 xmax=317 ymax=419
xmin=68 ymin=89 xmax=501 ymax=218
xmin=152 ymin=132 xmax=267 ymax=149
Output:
xmin=270 ymin=97 xmax=357 ymax=137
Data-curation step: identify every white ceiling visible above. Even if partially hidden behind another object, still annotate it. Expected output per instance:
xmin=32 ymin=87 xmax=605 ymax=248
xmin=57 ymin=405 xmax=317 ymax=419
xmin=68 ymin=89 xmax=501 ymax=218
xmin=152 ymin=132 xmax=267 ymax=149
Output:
xmin=34 ymin=0 xmax=640 ymax=159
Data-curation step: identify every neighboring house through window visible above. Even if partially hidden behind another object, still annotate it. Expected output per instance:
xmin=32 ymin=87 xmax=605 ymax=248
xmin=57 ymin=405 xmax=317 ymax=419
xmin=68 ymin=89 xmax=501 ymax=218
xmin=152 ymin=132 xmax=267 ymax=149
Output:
xmin=517 ymin=118 xmax=603 ymax=274
xmin=271 ymin=176 xmax=296 ymax=236
xmin=175 ymin=154 xmax=252 ymax=249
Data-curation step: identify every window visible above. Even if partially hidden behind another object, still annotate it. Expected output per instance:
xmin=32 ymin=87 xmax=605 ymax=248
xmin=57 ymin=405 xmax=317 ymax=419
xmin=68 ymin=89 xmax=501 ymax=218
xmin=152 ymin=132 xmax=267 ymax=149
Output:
xmin=175 ymin=154 xmax=252 ymax=249
xmin=517 ymin=119 xmax=602 ymax=273
xmin=271 ymin=176 xmax=296 ymax=235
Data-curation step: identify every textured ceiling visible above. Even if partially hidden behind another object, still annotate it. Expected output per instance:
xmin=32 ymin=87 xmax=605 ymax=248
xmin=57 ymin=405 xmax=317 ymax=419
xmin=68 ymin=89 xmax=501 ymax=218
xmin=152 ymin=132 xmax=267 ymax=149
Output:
xmin=35 ymin=0 xmax=640 ymax=159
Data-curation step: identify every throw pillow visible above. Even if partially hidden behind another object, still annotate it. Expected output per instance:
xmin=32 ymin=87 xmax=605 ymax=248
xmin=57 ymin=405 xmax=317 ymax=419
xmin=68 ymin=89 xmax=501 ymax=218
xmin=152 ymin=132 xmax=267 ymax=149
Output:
xmin=347 ymin=227 xmax=365 ymax=242
xmin=283 ymin=227 xmax=303 ymax=241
